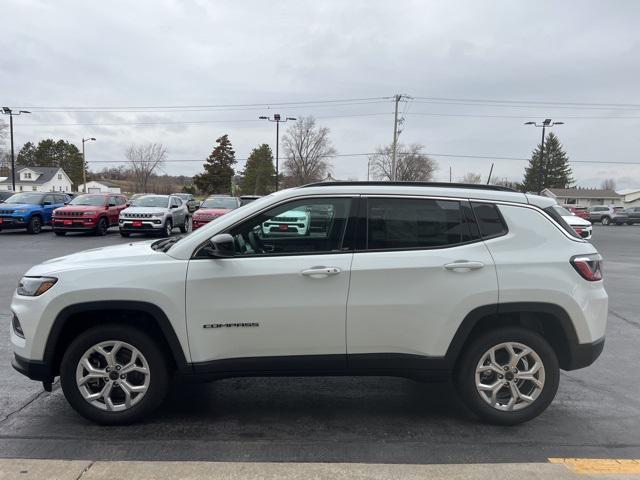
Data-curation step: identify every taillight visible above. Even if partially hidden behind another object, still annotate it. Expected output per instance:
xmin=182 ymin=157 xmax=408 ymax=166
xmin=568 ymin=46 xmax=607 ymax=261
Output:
xmin=571 ymin=254 xmax=603 ymax=281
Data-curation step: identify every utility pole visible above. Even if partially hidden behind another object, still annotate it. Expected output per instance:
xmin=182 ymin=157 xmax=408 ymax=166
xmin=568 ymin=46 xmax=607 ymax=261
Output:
xmin=259 ymin=114 xmax=296 ymax=191
xmin=524 ymin=119 xmax=564 ymax=194
xmin=2 ymin=107 xmax=31 ymax=191
xmin=81 ymin=137 xmax=96 ymax=193
xmin=390 ymin=94 xmax=411 ymax=181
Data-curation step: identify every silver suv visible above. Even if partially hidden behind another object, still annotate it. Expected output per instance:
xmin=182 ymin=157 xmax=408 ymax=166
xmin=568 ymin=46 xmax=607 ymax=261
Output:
xmin=587 ymin=205 xmax=628 ymax=225
xmin=119 ymin=194 xmax=191 ymax=237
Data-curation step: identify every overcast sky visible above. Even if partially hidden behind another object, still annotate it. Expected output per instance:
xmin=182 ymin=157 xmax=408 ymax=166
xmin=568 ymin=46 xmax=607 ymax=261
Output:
xmin=2 ymin=0 xmax=640 ymax=188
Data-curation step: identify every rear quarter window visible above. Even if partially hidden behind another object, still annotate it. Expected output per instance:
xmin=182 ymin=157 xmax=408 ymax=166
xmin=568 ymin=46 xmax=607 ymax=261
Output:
xmin=471 ymin=203 xmax=508 ymax=239
xmin=542 ymin=205 xmax=581 ymax=239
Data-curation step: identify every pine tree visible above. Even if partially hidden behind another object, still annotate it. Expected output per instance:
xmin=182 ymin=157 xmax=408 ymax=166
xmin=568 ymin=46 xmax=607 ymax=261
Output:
xmin=240 ymin=144 xmax=275 ymax=195
xmin=194 ymin=134 xmax=236 ymax=194
xmin=522 ymin=132 xmax=573 ymax=192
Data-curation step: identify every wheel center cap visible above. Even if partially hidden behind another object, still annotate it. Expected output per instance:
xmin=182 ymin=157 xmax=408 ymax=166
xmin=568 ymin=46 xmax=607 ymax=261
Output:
xmin=505 ymin=371 xmax=515 ymax=381
xmin=109 ymin=371 xmax=119 ymax=381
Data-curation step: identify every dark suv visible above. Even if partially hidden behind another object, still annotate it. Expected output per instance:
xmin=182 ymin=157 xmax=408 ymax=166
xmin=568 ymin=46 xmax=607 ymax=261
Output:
xmin=172 ymin=193 xmax=199 ymax=213
xmin=623 ymin=206 xmax=640 ymax=225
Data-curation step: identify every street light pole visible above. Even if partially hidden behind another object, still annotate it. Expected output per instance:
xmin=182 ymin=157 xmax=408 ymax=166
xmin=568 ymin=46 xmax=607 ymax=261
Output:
xmin=524 ymin=119 xmax=564 ymax=194
xmin=81 ymin=137 xmax=96 ymax=193
xmin=2 ymin=107 xmax=31 ymax=191
xmin=258 ymin=114 xmax=296 ymax=191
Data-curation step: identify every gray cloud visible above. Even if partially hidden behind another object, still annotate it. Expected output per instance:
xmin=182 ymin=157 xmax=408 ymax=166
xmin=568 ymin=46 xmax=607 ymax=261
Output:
xmin=2 ymin=0 xmax=640 ymax=187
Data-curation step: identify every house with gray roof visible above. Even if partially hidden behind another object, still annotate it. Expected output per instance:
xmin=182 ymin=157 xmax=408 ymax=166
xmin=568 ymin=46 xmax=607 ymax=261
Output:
xmin=0 ymin=165 xmax=73 ymax=193
xmin=541 ymin=187 xmax=622 ymax=207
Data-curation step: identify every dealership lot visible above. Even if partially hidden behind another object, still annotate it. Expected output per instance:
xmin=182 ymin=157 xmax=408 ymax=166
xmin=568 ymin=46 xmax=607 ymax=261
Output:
xmin=0 ymin=225 xmax=639 ymax=464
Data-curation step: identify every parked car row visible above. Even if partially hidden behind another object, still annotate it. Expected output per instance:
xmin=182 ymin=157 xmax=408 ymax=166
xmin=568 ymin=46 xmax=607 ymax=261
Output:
xmin=0 ymin=192 xmax=250 ymax=236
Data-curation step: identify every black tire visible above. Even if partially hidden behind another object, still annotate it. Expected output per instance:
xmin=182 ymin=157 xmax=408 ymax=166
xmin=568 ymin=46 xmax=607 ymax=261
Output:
xmin=95 ymin=217 xmax=109 ymax=236
xmin=601 ymin=216 xmax=611 ymax=226
xmin=120 ymin=230 xmax=130 ymax=238
xmin=455 ymin=327 xmax=559 ymax=425
xmin=627 ymin=221 xmax=634 ymax=226
xmin=162 ymin=219 xmax=173 ymax=237
xmin=179 ymin=216 xmax=191 ymax=234
xmin=54 ymin=230 xmax=66 ymax=236
xmin=26 ymin=215 xmax=42 ymax=234
xmin=60 ymin=324 xmax=170 ymax=425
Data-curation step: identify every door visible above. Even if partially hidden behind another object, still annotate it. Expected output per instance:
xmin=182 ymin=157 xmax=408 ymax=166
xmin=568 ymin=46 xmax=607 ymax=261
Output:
xmin=346 ymin=197 xmax=498 ymax=366
xmin=169 ymin=197 xmax=185 ymax=225
xmin=107 ymin=196 xmax=121 ymax=225
xmin=42 ymin=194 xmax=57 ymax=224
xmin=185 ymin=196 xmax=356 ymax=370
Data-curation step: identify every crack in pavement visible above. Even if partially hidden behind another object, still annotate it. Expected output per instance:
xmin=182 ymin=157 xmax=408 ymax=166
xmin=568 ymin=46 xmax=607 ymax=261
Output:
xmin=0 ymin=381 xmax=59 ymax=426
xmin=609 ymin=308 xmax=640 ymax=329
xmin=75 ymin=460 xmax=94 ymax=480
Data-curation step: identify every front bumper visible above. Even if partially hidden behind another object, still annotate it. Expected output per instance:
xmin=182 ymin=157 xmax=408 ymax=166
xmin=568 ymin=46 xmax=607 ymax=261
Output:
xmin=119 ymin=219 xmax=164 ymax=233
xmin=52 ymin=218 xmax=98 ymax=231
xmin=0 ymin=217 xmax=28 ymax=229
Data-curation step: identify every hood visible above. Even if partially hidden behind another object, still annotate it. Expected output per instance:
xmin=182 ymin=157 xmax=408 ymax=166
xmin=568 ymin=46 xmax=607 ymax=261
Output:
xmin=56 ymin=205 xmax=106 ymax=212
xmin=194 ymin=208 xmax=231 ymax=216
xmin=1 ymin=203 xmax=40 ymax=210
xmin=121 ymin=206 xmax=168 ymax=215
xmin=562 ymin=214 xmax=591 ymax=227
xmin=25 ymin=240 xmax=162 ymax=276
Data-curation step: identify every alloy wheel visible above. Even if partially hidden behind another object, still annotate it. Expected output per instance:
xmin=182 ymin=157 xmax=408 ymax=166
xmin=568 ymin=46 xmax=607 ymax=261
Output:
xmin=75 ymin=340 xmax=150 ymax=412
xmin=475 ymin=341 xmax=545 ymax=412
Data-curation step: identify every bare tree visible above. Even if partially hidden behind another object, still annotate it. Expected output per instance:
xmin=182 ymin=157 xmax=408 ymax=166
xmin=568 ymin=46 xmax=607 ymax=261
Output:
xmin=281 ymin=117 xmax=335 ymax=186
xmin=125 ymin=143 xmax=167 ymax=192
xmin=461 ymin=172 xmax=482 ymax=184
xmin=601 ymin=178 xmax=616 ymax=190
xmin=370 ymin=143 xmax=437 ymax=181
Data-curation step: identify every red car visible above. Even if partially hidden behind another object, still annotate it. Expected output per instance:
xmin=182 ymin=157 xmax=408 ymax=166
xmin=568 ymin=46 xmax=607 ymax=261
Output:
xmin=567 ymin=206 xmax=590 ymax=220
xmin=192 ymin=196 xmax=241 ymax=229
xmin=52 ymin=193 xmax=128 ymax=236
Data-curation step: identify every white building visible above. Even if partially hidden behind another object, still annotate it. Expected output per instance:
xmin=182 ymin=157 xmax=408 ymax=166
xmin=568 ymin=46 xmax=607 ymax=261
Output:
xmin=541 ymin=188 xmax=622 ymax=207
xmin=0 ymin=166 xmax=73 ymax=193
xmin=617 ymin=189 xmax=640 ymax=207
xmin=77 ymin=180 xmax=122 ymax=194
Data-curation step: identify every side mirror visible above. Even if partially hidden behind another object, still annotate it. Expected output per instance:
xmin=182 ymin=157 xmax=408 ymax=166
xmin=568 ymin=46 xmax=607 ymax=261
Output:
xmin=209 ymin=233 xmax=235 ymax=258
xmin=109 ymin=202 xmax=117 ymax=207
xmin=170 ymin=204 xmax=178 ymax=209
xmin=43 ymin=201 xmax=52 ymax=206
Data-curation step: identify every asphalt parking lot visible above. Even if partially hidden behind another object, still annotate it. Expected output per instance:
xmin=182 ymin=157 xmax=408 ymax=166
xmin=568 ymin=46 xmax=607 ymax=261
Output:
xmin=0 ymin=224 xmax=639 ymax=464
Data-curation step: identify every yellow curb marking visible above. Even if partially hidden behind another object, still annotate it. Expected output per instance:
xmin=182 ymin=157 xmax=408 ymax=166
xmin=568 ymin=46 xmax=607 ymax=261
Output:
xmin=549 ymin=458 xmax=640 ymax=475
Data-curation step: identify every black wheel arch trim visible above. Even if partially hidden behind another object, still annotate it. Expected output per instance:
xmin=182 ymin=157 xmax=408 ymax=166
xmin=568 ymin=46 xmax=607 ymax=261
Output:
xmin=42 ymin=300 xmax=191 ymax=378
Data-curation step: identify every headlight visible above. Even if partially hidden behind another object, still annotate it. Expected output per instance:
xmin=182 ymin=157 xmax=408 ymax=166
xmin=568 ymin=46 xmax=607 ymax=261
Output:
xmin=83 ymin=211 xmax=97 ymax=216
xmin=14 ymin=209 xmax=27 ymax=214
xmin=152 ymin=212 xmax=165 ymax=217
xmin=17 ymin=277 xmax=58 ymax=297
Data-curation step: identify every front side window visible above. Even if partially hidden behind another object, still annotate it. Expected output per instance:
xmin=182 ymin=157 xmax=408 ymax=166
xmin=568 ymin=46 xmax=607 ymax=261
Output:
xmin=367 ymin=198 xmax=472 ymax=250
xmin=226 ymin=197 xmax=352 ymax=256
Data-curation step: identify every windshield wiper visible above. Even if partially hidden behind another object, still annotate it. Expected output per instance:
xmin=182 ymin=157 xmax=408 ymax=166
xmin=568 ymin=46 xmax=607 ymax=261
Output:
xmin=151 ymin=235 xmax=183 ymax=252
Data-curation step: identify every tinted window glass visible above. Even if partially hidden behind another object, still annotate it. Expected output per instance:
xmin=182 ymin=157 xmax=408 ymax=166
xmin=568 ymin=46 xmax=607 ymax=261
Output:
xmin=471 ymin=203 xmax=508 ymax=238
xmin=367 ymin=198 xmax=469 ymax=249
xmin=543 ymin=205 xmax=581 ymax=239
xmin=227 ymin=198 xmax=352 ymax=255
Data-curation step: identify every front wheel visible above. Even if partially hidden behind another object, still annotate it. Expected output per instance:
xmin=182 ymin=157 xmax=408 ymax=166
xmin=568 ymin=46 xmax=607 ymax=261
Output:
xmin=60 ymin=324 xmax=170 ymax=425
xmin=455 ymin=327 xmax=559 ymax=425
xmin=119 ymin=230 xmax=130 ymax=238
xmin=54 ymin=230 xmax=66 ymax=236
xmin=162 ymin=219 xmax=173 ymax=237
xmin=179 ymin=216 xmax=191 ymax=234
xmin=601 ymin=216 xmax=611 ymax=226
xmin=95 ymin=217 xmax=109 ymax=236
xmin=26 ymin=216 xmax=42 ymax=234
xmin=627 ymin=221 xmax=634 ymax=226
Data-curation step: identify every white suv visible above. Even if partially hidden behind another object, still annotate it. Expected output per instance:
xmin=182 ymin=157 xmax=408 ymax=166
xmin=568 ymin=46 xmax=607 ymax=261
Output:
xmin=119 ymin=194 xmax=191 ymax=237
xmin=10 ymin=182 xmax=607 ymax=425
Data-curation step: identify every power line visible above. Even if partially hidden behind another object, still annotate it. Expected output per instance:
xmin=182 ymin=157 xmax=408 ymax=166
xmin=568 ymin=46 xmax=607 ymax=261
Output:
xmin=413 ymin=96 xmax=640 ymax=109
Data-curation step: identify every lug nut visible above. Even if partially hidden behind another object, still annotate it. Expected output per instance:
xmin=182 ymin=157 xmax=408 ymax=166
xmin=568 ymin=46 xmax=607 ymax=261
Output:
xmin=115 ymin=365 xmax=121 ymax=371
xmin=120 ymin=374 xmax=126 ymax=379
xmin=105 ymin=367 xmax=110 ymax=372
xmin=498 ymin=374 xmax=504 ymax=379
xmin=113 ymin=381 xmax=118 ymax=386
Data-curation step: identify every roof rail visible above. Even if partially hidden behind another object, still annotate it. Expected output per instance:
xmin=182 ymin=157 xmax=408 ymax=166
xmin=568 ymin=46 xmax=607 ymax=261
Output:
xmin=299 ymin=181 xmax=517 ymax=192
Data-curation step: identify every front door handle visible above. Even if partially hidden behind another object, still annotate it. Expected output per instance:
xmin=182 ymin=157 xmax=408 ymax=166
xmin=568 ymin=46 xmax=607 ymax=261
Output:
xmin=443 ymin=261 xmax=484 ymax=272
xmin=301 ymin=266 xmax=342 ymax=277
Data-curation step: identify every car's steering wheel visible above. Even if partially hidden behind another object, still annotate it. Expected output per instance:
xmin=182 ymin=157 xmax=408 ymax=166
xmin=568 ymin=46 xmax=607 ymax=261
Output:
xmin=247 ymin=229 xmax=263 ymax=253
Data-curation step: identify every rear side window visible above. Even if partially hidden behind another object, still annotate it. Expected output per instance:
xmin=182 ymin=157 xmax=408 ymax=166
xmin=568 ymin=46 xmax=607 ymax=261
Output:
xmin=543 ymin=205 xmax=581 ymax=239
xmin=471 ymin=203 xmax=508 ymax=239
xmin=366 ymin=198 xmax=472 ymax=250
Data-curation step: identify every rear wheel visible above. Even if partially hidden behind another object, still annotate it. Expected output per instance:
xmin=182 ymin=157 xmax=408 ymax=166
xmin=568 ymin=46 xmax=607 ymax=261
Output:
xmin=95 ymin=217 xmax=109 ymax=236
xmin=26 ymin=215 xmax=42 ymax=234
xmin=601 ymin=216 xmax=611 ymax=225
xmin=60 ymin=324 xmax=170 ymax=425
xmin=455 ymin=327 xmax=559 ymax=425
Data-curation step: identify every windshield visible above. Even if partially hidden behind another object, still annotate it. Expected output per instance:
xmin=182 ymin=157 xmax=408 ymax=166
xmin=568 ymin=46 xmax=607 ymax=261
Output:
xmin=5 ymin=193 xmax=45 ymax=204
xmin=551 ymin=205 xmax=572 ymax=216
xmin=132 ymin=195 xmax=169 ymax=208
xmin=69 ymin=194 xmax=106 ymax=206
xmin=201 ymin=197 xmax=238 ymax=209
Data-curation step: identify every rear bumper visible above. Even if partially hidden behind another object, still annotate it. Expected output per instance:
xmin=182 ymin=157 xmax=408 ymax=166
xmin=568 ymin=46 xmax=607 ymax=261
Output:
xmin=565 ymin=337 xmax=605 ymax=370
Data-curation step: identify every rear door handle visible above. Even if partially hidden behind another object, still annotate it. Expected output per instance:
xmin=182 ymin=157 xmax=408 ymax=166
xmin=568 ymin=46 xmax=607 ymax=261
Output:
xmin=301 ymin=266 xmax=342 ymax=277
xmin=443 ymin=261 xmax=484 ymax=272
